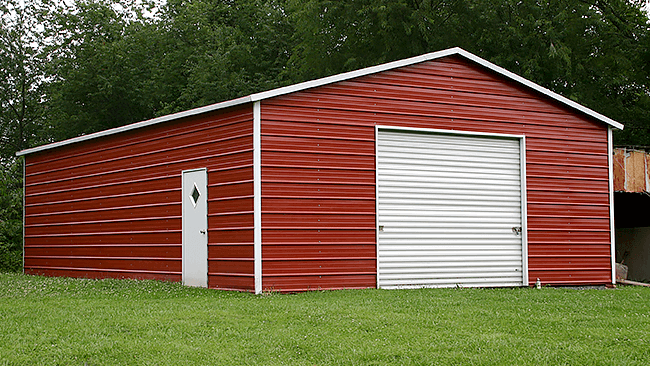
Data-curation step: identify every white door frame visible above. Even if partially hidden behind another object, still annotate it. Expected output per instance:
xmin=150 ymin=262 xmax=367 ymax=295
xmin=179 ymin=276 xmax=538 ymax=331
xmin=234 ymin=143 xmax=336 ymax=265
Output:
xmin=182 ymin=168 xmax=208 ymax=287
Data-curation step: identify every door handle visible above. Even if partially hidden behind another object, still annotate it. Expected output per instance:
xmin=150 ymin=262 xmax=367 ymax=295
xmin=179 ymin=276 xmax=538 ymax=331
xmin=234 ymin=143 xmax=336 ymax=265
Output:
xmin=200 ymin=230 xmax=206 ymax=235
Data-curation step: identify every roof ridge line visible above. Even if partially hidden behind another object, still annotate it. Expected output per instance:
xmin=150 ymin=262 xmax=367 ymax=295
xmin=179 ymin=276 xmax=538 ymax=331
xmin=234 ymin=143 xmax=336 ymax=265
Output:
xmin=17 ymin=47 xmax=622 ymax=157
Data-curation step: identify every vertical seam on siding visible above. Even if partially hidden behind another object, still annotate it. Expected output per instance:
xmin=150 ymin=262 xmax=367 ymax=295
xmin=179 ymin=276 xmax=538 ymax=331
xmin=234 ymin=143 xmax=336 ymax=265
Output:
xmin=254 ymin=101 xmax=262 ymax=294
xmin=608 ymin=127 xmax=616 ymax=285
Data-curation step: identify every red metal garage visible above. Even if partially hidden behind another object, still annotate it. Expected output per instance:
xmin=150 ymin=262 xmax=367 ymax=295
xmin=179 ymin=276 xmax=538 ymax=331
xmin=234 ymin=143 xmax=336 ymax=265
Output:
xmin=17 ymin=47 xmax=623 ymax=293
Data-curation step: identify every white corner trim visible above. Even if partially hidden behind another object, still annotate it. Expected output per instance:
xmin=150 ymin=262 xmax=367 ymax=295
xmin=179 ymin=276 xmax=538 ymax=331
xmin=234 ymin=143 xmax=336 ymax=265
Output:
xmin=16 ymin=96 xmax=252 ymax=156
xmin=22 ymin=157 xmax=25 ymax=274
xmin=374 ymin=125 xmax=380 ymax=289
xmin=253 ymin=101 xmax=262 ymax=294
xmin=519 ymin=136 xmax=529 ymax=286
xmin=608 ymin=127 xmax=616 ymax=285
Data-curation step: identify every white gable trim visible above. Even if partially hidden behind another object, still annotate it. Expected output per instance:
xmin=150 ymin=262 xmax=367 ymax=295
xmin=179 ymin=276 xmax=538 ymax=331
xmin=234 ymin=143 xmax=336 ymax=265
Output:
xmin=250 ymin=47 xmax=623 ymax=130
xmin=17 ymin=47 xmax=623 ymax=156
xmin=456 ymin=50 xmax=624 ymax=130
xmin=248 ymin=48 xmax=461 ymax=101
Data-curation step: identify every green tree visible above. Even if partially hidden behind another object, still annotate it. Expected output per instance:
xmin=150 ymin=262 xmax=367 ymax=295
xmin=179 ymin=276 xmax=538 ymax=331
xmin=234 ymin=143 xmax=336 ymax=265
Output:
xmin=1 ymin=0 xmax=296 ymax=269
xmin=461 ymin=0 xmax=650 ymax=145
xmin=45 ymin=0 xmax=295 ymax=139
xmin=285 ymin=0 xmax=470 ymax=81
xmin=287 ymin=0 xmax=650 ymax=145
xmin=45 ymin=0 xmax=165 ymax=140
xmin=158 ymin=0 xmax=295 ymax=114
xmin=0 ymin=162 xmax=22 ymax=272
xmin=0 ymin=0 xmax=51 ymax=272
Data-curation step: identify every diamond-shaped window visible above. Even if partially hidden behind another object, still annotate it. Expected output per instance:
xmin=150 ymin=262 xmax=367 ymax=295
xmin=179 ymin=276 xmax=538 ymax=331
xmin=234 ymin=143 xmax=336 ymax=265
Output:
xmin=190 ymin=183 xmax=201 ymax=207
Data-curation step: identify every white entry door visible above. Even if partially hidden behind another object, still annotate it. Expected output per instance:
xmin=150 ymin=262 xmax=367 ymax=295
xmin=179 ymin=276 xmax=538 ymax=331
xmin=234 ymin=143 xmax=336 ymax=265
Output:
xmin=182 ymin=168 xmax=208 ymax=287
xmin=376 ymin=128 xmax=526 ymax=288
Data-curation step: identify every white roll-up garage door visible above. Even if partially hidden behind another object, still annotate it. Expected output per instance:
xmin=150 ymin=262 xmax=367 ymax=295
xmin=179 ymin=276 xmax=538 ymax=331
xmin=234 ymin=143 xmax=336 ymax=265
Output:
xmin=376 ymin=128 xmax=526 ymax=288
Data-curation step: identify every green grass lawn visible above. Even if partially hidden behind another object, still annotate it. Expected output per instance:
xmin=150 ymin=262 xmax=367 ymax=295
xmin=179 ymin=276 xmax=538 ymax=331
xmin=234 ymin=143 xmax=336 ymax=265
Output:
xmin=1 ymin=273 xmax=649 ymax=365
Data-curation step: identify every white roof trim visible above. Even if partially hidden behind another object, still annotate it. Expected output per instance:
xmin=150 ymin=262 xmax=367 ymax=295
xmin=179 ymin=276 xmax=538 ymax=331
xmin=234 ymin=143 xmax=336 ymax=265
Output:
xmin=455 ymin=49 xmax=624 ymax=130
xmin=17 ymin=47 xmax=622 ymax=156
xmin=248 ymin=47 xmax=462 ymax=101
xmin=250 ymin=47 xmax=623 ymax=130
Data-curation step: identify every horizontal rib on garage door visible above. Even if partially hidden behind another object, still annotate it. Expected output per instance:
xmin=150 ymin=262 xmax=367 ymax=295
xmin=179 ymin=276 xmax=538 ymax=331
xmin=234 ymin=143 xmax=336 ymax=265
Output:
xmin=376 ymin=128 xmax=525 ymax=288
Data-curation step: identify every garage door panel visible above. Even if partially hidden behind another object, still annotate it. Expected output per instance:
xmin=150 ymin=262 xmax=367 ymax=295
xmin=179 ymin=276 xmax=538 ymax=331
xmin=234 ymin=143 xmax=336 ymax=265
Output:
xmin=378 ymin=190 xmax=522 ymax=201
xmin=377 ymin=129 xmax=525 ymax=288
xmin=378 ymin=219 xmax=520 ymax=226
xmin=378 ymin=217 xmax=520 ymax=225
xmin=380 ymin=203 xmax=521 ymax=212
xmin=380 ymin=244 xmax=521 ymax=251
xmin=380 ymin=251 xmax=523 ymax=258
xmin=378 ymin=183 xmax=522 ymax=195
xmin=380 ymin=238 xmax=522 ymax=246
xmin=377 ymin=170 xmax=521 ymax=185
xmin=380 ymin=227 xmax=522 ymax=234
xmin=378 ymin=159 xmax=521 ymax=174
xmin=379 ymin=278 xmax=523 ymax=288
xmin=380 ymin=268 xmax=524 ymax=277
xmin=381 ymin=211 xmax=521 ymax=220
xmin=380 ymin=257 xmax=523 ymax=264
xmin=380 ymin=232 xmax=521 ymax=240
xmin=380 ymin=134 xmax=520 ymax=152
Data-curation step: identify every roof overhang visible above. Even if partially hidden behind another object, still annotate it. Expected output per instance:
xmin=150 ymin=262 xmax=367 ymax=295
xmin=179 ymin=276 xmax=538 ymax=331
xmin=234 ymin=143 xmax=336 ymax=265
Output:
xmin=17 ymin=47 xmax=624 ymax=157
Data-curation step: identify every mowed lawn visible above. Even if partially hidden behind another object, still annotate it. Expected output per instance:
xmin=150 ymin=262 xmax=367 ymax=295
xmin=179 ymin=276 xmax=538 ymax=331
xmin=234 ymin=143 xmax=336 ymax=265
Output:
xmin=1 ymin=273 xmax=649 ymax=365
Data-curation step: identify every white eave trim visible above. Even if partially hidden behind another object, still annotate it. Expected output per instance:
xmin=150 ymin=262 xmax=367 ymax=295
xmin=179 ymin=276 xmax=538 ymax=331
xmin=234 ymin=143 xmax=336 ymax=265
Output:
xmin=17 ymin=47 xmax=623 ymax=157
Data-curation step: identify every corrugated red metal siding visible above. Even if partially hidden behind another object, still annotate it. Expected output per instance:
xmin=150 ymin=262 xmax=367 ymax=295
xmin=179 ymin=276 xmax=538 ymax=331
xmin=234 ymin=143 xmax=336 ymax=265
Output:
xmin=260 ymin=110 xmax=377 ymax=292
xmin=260 ymin=55 xmax=611 ymax=290
xmin=24 ymin=105 xmax=255 ymax=291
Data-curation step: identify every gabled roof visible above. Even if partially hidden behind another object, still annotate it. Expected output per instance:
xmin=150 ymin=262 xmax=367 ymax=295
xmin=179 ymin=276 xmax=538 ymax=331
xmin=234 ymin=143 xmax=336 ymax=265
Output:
xmin=17 ymin=47 xmax=623 ymax=156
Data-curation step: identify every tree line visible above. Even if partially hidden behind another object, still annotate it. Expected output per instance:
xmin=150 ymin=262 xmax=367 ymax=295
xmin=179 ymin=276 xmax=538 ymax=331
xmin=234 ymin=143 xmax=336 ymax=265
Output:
xmin=1 ymin=0 xmax=649 ymax=270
